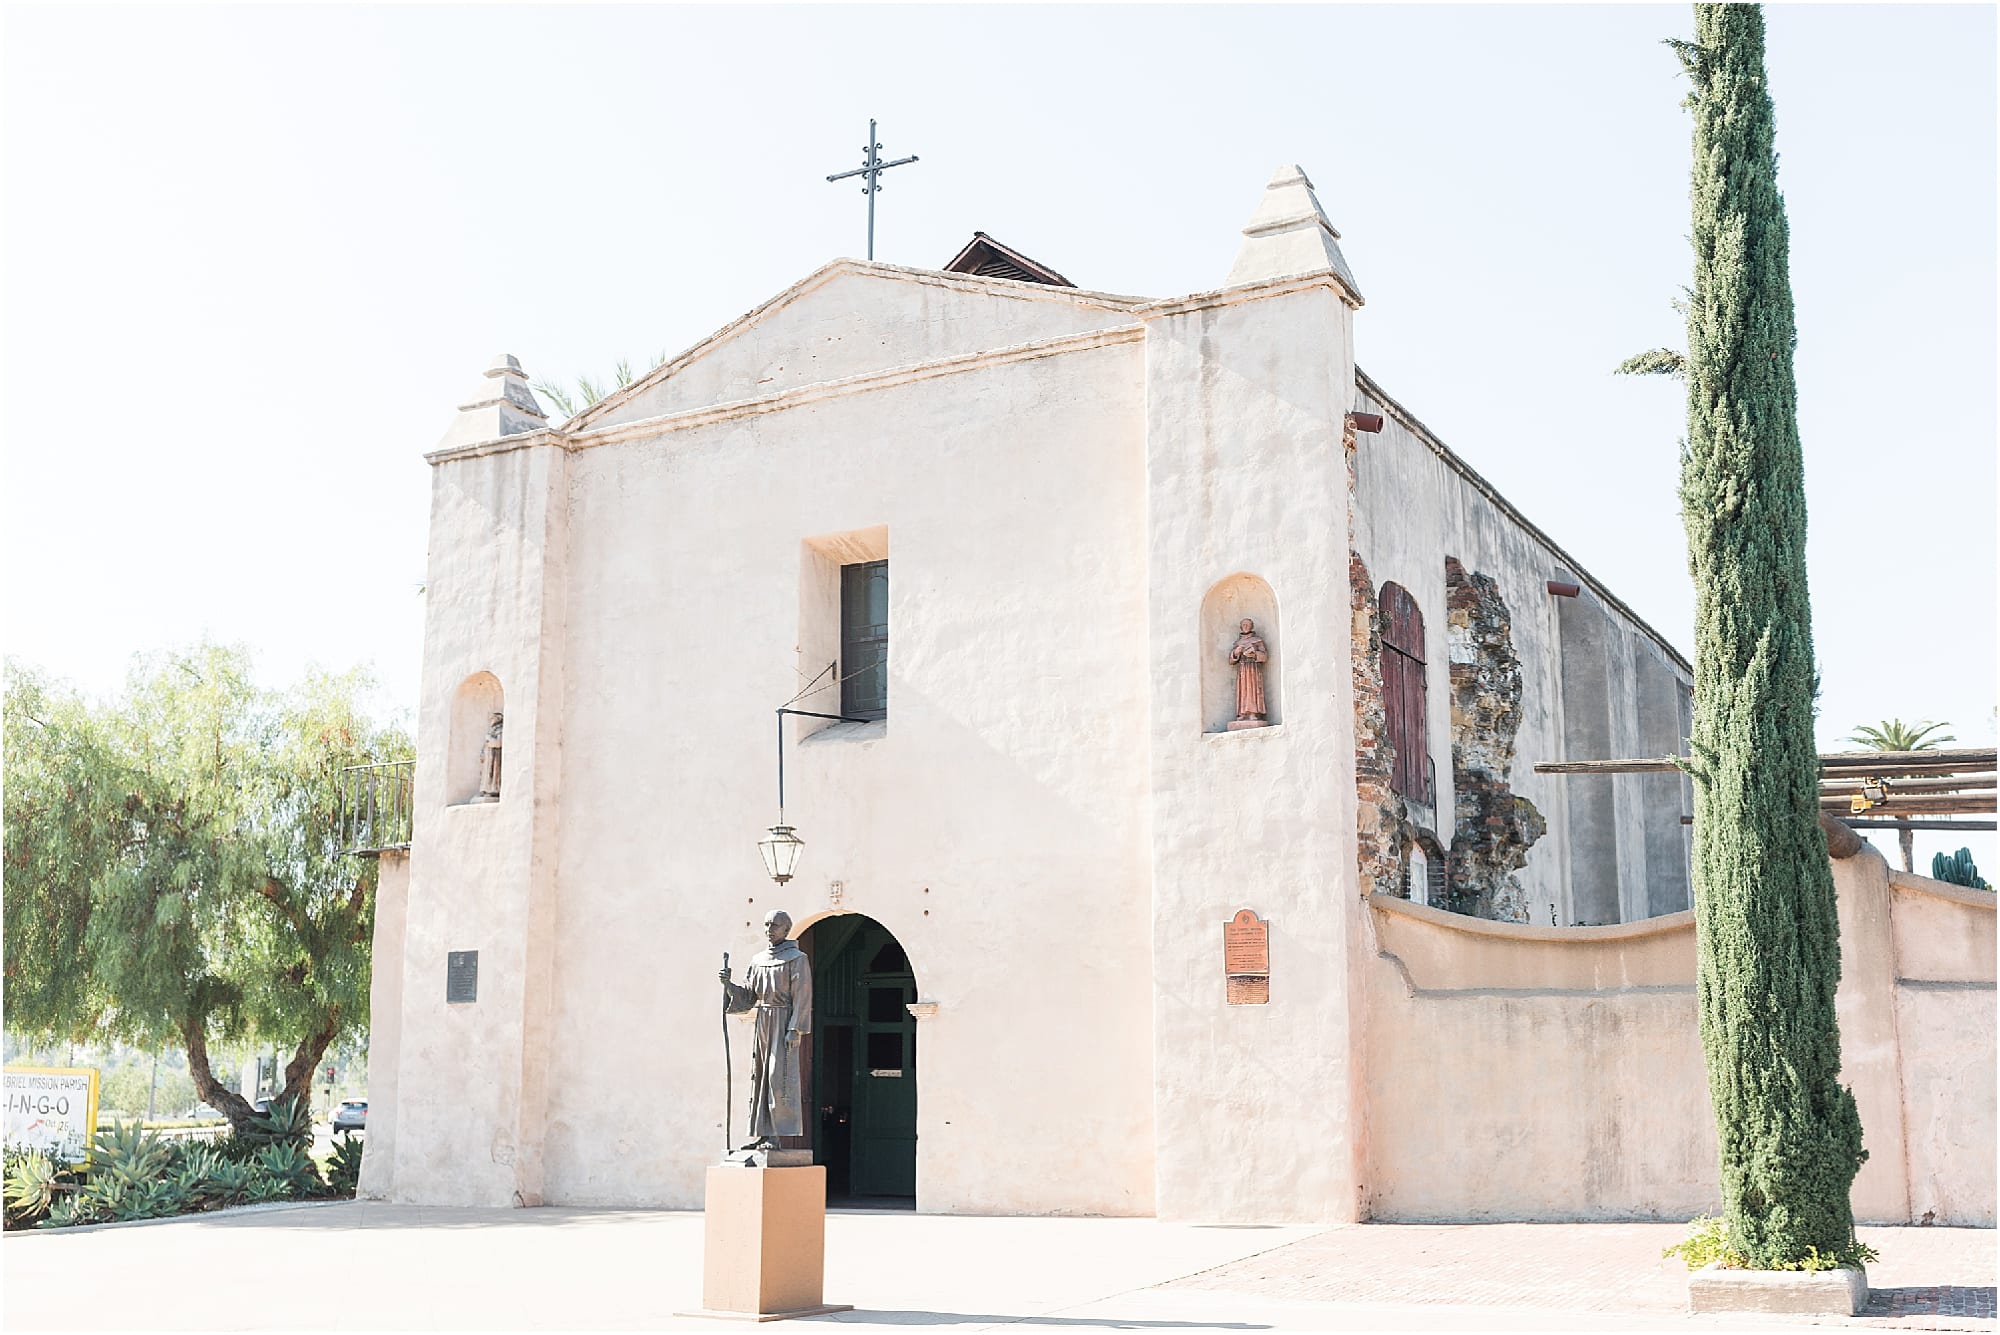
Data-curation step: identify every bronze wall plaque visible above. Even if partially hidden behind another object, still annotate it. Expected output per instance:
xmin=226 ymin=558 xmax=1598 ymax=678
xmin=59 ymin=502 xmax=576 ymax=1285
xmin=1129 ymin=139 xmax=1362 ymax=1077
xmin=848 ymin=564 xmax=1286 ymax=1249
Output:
xmin=1224 ymin=909 xmax=1269 ymax=975
xmin=1224 ymin=909 xmax=1270 ymax=1005
xmin=447 ymin=950 xmax=478 ymax=1004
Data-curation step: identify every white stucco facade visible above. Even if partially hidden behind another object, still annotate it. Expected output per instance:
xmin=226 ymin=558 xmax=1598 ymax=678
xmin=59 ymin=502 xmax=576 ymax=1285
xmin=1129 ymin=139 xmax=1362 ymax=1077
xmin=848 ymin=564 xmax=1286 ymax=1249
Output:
xmin=362 ymin=166 xmax=1991 ymax=1223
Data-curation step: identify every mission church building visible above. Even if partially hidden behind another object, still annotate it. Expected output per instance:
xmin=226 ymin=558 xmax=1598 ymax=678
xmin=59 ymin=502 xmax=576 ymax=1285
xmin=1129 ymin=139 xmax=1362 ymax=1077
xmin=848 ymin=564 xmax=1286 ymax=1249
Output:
xmin=359 ymin=165 xmax=1709 ymax=1222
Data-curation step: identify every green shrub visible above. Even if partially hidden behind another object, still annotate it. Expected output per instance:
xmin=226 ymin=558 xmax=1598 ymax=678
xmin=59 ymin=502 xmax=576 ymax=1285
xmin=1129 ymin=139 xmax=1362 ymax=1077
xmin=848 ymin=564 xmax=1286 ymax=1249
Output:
xmin=1664 ymin=1214 xmax=1879 ymax=1272
xmin=326 ymin=1136 xmax=363 ymax=1198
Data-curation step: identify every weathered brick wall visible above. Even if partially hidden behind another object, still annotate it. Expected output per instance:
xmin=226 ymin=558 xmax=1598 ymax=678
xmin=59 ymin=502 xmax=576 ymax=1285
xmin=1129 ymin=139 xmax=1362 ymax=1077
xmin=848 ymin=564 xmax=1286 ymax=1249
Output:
xmin=1443 ymin=557 xmax=1546 ymax=922
xmin=1351 ymin=549 xmax=1410 ymax=899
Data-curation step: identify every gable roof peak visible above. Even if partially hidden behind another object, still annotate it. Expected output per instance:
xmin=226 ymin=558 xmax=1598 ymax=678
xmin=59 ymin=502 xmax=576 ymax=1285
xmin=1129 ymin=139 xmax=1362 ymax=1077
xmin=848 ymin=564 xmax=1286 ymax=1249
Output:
xmin=942 ymin=232 xmax=1075 ymax=287
xmin=1226 ymin=163 xmax=1363 ymax=300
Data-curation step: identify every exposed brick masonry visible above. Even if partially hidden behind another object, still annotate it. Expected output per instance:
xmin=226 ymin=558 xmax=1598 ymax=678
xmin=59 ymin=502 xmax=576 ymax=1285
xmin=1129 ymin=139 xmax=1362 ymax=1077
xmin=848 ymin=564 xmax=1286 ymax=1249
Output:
xmin=1443 ymin=556 xmax=1545 ymax=921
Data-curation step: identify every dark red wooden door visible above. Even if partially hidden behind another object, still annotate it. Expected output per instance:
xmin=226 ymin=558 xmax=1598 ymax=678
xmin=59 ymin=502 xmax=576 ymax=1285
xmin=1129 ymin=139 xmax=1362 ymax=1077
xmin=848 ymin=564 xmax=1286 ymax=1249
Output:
xmin=1380 ymin=583 xmax=1428 ymax=801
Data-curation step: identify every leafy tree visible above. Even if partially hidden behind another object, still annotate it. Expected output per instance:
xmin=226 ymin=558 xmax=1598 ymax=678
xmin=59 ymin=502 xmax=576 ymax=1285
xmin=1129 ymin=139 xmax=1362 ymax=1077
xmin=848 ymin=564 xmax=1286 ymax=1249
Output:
xmin=3 ymin=645 xmax=407 ymax=1134
xmin=1847 ymin=718 xmax=1955 ymax=871
xmin=1673 ymin=4 xmax=1865 ymax=1270
xmin=99 ymin=1059 xmax=196 ymax=1120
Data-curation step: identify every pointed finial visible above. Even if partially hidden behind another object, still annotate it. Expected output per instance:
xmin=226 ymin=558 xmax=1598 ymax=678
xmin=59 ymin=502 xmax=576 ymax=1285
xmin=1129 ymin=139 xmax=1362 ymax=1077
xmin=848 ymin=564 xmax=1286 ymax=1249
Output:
xmin=1226 ymin=164 xmax=1363 ymax=298
xmin=437 ymin=354 xmax=550 ymax=449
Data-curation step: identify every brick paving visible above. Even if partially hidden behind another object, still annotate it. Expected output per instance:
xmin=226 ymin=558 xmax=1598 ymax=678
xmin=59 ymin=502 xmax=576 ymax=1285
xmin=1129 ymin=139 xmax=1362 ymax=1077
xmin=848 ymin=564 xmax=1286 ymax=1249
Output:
xmin=1164 ymin=1221 xmax=1998 ymax=1328
xmin=1166 ymin=1221 xmax=1696 ymax=1314
xmin=1864 ymin=1287 xmax=1998 ymax=1321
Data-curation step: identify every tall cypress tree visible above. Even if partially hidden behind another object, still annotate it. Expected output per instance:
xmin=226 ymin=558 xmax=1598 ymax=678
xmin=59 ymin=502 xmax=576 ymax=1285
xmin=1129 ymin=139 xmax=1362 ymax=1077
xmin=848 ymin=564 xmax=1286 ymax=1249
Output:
xmin=1676 ymin=3 xmax=1865 ymax=1268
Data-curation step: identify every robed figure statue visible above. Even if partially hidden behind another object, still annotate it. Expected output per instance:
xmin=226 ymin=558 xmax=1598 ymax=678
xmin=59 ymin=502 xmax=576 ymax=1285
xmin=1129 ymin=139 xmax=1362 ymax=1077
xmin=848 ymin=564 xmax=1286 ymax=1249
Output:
xmin=1228 ymin=618 xmax=1270 ymax=729
xmin=718 ymin=910 xmax=813 ymax=1146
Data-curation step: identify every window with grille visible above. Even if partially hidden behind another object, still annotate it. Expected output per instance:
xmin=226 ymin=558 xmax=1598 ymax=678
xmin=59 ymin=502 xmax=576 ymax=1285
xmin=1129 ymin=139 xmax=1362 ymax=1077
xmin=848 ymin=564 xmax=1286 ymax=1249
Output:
xmin=841 ymin=560 xmax=888 ymax=719
xmin=1380 ymin=582 xmax=1429 ymax=802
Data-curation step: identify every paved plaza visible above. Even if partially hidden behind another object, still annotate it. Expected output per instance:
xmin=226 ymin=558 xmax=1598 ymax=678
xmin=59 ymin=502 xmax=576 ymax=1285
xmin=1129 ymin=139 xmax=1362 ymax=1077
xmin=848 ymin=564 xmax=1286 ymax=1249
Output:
xmin=3 ymin=1202 xmax=1992 ymax=1332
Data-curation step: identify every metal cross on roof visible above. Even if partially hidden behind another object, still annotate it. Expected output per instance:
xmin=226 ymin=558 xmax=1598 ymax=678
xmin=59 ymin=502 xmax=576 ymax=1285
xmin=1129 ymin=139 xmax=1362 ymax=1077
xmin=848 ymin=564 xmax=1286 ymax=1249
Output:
xmin=825 ymin=118 xmax=919 ymax=261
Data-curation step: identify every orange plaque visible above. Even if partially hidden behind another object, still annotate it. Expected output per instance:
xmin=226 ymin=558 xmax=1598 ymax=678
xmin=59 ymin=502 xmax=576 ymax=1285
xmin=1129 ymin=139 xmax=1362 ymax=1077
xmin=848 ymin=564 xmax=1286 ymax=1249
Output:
xmin=1224 ymin=909 xmax=1269 ymax=1005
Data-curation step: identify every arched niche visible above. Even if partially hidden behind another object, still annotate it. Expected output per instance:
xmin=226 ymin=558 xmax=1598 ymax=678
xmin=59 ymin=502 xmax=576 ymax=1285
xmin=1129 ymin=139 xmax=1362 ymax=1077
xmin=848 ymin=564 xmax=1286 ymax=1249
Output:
xmin=449 ymin=672 xmax=504 ymax=806
xmin=1200 ymin=573 xmax=1282 ymax=733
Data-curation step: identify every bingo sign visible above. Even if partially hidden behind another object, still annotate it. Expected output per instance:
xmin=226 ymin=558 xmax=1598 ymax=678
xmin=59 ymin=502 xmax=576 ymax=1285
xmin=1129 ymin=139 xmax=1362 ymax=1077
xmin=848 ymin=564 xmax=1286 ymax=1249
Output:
xmin=3 ymin=1067 xmax=100 ymax=1164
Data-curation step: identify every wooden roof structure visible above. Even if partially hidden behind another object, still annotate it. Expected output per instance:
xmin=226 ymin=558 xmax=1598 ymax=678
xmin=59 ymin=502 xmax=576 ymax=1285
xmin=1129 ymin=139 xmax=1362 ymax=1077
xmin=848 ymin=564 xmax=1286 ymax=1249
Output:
xmin=942 ymin=233 xmax=1074 ymax=288
xmin=1535 ymin=747 xmax=1997 ymax=832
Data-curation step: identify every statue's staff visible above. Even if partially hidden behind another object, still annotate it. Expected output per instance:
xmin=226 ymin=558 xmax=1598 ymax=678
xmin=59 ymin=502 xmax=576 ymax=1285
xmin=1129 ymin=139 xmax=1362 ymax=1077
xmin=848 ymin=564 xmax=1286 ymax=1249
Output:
xmin=720 ymin=951 xmax=732 ymax=1156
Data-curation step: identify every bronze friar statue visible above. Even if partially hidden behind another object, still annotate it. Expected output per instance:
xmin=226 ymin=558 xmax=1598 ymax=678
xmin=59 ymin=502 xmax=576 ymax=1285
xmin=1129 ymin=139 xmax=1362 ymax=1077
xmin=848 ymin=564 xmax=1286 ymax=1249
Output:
xmin=718 ymin=910 xmax=813 ymax=1156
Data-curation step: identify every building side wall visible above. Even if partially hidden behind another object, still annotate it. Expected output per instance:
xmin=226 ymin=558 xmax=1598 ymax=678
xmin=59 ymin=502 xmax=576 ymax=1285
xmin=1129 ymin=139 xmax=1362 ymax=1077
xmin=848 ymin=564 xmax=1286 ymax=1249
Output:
xmin=1885 ymin=873 xmax=1998 ymax=1227
xmin=384 ymin=442 xmax=569 ymax=1207
xmin=356 ymin=849 xmax=408 ymax=1199
xmin=1350 ymin=389 xmax=1692 ymax=925
xmin=1144 ymin=283 xmax=1367 ymax=1224
xmin=537 ymin=340 xmax=1156 ymax=1215
xmin=1360 ymin=851 xmax=1995 ymax=1225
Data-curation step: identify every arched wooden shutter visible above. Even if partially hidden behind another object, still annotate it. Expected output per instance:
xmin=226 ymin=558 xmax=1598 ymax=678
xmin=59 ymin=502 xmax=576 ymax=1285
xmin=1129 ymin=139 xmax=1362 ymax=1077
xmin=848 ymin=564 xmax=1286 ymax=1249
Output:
xmin=1380 ymin=583 xmax=1428 ymax=801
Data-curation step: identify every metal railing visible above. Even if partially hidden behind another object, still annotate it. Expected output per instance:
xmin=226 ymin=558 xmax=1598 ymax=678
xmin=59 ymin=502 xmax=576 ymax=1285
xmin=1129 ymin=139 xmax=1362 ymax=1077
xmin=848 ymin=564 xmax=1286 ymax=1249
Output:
xmin=339 ymin=760 xmax=415 ymax=855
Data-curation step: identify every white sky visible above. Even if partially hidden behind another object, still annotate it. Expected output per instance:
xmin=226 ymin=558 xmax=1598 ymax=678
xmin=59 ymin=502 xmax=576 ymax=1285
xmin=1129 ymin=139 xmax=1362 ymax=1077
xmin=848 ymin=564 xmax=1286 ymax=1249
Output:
xmin=3 ymin=3 xmax=1993 ymax=868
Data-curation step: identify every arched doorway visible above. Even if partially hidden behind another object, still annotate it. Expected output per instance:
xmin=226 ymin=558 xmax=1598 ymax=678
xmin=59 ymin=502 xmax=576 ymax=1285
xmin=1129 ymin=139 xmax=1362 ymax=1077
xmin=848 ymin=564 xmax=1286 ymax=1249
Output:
xmin=796 ymin=914 xmax=916 ymax=1204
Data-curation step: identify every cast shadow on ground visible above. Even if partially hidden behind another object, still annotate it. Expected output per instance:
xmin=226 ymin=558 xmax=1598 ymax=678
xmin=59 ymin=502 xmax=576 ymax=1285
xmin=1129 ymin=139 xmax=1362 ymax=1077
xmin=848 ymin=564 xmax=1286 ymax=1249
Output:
xmin=1860 ymin=1286 xmax=1998 ymax=1321
xmin=822 ymin=1317 xmax=1266 ymax=1330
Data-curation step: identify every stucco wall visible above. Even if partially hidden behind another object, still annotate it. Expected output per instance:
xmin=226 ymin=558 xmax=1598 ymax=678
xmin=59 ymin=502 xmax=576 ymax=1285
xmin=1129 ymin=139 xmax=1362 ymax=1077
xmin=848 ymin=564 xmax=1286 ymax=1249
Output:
xmin=583 ymin=264 xmax=1143 ymax=430
xmin=385 ymin=440 xmax=569 ymax=1207
xmin=1359 ymin=848 xmax=1995 ymax=1225
xmin=1143 ymin=279 xmax=1367 ymax=1224
xmin=1885 ymin=871 xmax=1997 ymax=1227
xmin=537 ymin=329 xmax=1155 ymax=1216
xmin=356 ymin=848 xmax=408 ymax=1200
xmin=1350 ymin=377 xmax=1692 ymax=926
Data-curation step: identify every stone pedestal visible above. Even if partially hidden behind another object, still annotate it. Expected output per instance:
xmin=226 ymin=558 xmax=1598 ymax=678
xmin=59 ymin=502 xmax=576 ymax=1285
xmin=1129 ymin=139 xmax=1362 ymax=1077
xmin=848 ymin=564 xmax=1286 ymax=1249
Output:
xmin=682 ymin=1165 xmax=852 ymax=1322
xmin=1688 ymin=1263 xmax=1868 ymax=1316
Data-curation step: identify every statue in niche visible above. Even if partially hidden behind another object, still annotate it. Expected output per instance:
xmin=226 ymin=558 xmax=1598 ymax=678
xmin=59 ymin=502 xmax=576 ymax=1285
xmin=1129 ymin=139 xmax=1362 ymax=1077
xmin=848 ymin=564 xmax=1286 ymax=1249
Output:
xmin=473 ymin=713 xmax=504 ymax=801
xmin=718 ymin=910 xmax=813 ymax=1164
xmin=1228 ymin=618 xmax=1271 ymax=730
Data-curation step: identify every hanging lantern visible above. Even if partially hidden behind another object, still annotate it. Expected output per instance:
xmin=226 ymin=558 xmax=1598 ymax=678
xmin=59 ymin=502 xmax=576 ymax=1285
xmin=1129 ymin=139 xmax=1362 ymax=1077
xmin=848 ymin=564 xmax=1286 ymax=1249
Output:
xmin=758 ymin=824 xmax=804 ymax=885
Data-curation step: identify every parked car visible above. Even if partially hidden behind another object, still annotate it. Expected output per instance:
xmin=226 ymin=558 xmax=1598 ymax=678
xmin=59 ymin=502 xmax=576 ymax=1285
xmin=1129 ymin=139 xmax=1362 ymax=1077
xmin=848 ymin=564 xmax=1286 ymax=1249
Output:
xmin=331 ymin=1099 xmax=367 ymax=1134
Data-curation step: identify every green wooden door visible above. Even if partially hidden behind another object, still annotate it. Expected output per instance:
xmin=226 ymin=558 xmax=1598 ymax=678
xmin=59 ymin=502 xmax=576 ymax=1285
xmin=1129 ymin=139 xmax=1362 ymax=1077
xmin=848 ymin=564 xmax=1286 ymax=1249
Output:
xmin=806 ymin=917 xmax=916 ymax=1200
xmin=851 ymin=970 xmax=916 ymax=1197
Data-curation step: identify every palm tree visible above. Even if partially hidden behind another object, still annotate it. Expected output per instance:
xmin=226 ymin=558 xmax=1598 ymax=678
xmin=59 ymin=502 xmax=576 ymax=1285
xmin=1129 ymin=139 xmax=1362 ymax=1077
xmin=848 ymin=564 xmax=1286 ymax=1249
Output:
xmin=1847 ymin=718 xmax=1956 ymax=871
xmin=533 ymin=351 xmax=669 ymax=423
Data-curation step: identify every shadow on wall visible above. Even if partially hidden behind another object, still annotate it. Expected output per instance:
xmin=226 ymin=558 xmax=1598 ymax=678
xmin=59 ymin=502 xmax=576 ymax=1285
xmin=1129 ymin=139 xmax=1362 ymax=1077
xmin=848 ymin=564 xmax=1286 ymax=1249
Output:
xmin=450 ymin=672 xmax=503 ymax=805
xmin=1201 ymin=573 xmax=1280 ymax=732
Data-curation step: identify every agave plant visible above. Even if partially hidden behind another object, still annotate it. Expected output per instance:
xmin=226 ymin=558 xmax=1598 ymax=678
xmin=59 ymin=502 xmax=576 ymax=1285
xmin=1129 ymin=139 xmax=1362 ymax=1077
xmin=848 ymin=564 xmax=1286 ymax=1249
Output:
xmin=4 ymin=1150 xmax=58 ymax=1227
xmin=88 ymin=1121 xmax=175 ymax=1194
xmin=202 ymin=1158 xmax=257 ymax=1209
xmin=40 ymin=1197 xmax=88 ymax=1229
xmin=245 ymin=1173 xmax=290 ymax=1204
xmin=326 ymin=1136 xmax=364 ymax=1197
xmin=78 ymin=1174 xmax=137 ymax=1223
xmin=252 ymin=1142 xmax=324 ymax=1199
xmin=244 ymin=1096 xmax=314 ymax=1150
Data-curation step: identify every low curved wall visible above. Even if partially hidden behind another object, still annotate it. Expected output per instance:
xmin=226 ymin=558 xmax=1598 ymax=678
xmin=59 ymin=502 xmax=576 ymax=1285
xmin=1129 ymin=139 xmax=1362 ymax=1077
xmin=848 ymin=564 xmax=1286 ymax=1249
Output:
xmin=1359 ymin=849 xmax=1995 ymax=1225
